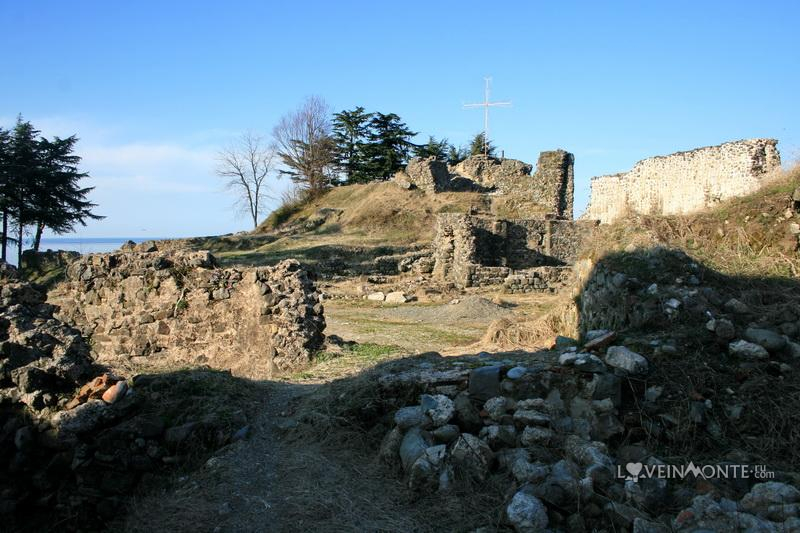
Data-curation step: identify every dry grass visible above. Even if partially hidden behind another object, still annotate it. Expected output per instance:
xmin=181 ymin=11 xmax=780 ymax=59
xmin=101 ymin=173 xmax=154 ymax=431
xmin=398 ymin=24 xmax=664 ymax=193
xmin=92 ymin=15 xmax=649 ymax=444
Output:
xmin=283 ymin=355 xmax=513 ymax=532
xmin=585 ymin=164 xmax=800 ymax=279
xmin=474 ymin=288 xmax=580 ymax=352
xmin=256 ymin=181 xmax=486 ymax=244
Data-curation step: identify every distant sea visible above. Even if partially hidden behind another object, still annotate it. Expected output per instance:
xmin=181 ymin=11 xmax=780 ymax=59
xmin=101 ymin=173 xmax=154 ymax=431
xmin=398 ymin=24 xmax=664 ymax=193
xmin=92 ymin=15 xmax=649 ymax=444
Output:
xmin=4 ymin=237 xmax=173 ymax=266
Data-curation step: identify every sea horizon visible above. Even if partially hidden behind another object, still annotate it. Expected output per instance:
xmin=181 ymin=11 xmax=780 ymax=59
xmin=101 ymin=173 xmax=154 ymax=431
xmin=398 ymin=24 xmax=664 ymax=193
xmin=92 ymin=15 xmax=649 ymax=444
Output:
xmin=3 ymin=236 xmax=181 ymax=266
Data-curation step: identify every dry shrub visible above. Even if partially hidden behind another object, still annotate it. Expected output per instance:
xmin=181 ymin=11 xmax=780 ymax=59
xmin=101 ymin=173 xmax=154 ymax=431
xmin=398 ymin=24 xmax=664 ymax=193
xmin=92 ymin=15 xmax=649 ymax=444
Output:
xmin=480 ymin=293 xmax=579 ymax=350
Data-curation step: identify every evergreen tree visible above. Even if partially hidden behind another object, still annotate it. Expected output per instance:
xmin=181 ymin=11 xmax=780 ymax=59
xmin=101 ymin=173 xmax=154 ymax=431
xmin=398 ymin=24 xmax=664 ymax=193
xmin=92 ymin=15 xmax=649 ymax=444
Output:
xmin=411 ymin=136 xmax=451 ymax=161
xmin=0 ymin=127 xmax=13 ymax=262
xmin=0 ymin=116 xmax=102 ymax=265
xmin=331 ymin=106 xmax=373 ymax=184
xmin=30 ymin=135 xmax=102 ymax=251
xmin=469 ymin=132 xmax=496 ymax=157
xmin=446 ymin=144 xmax=469 ymax=165
xmin=8 ymin=118 xmax=40 ymax=265
xmin=364 ymin=113 xmax=416 ymax=180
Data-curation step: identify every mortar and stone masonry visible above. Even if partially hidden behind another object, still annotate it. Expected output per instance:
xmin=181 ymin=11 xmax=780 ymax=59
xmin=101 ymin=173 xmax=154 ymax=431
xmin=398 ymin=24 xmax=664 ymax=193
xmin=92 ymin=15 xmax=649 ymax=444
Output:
xmin=399 ymin=150 xmax=575 ymax=219
xmin=583 ymin=138 xmax=781 ymax=223
xmin=431 ymin=214 xmax=597 ymax=291
xmin=48 ymin=250 xmax=325 ymax=376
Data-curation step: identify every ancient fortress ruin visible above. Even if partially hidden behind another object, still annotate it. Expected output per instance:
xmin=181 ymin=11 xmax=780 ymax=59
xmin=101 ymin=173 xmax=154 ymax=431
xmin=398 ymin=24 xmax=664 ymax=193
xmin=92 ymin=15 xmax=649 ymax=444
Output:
xmin=398 ymin=150 xmax=575 ymax=219
xmin=49 ymin=250 xmax=325 ymax=376
xmin=583 ymin=138 xmax=781 ymax=223
xmin=394 ymin=150 xmax=595 ymax=290
xmin=433 ymin=214 xmax=596 ymax=291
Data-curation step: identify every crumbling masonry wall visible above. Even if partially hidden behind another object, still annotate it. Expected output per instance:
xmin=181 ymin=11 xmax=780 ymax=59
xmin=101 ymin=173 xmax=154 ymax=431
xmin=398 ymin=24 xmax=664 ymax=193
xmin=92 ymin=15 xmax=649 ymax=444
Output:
xmin=401 ymin=157 xmax=452 ymax=193
xmin=584 ymin=139 xmax=781 ymax=223
xmin=432 ymin=214 xmax=595 ymax=290
xmin=451 ymin=150 xmax=575 ymax=218
xmin=49 ymin=251 xmax=325 ymax=376
xmin=396 ymin=149 xmax=575 ymax=219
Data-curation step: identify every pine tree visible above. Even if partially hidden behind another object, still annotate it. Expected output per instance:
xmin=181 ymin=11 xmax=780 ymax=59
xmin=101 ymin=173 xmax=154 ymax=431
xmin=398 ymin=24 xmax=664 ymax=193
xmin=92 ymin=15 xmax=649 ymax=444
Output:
xmin=1 ymin=116 xmax=102 ymax=265
xmin=469 ymin=132 xmax=496 ymax=157
xmin=0 ymin=127 xmax=13 ymax=262
xmin=411 ymin=136 xmax=451 ymax=161
xmin=446 ymin=144 xmax=469 ymax=165
xmin=30 ymin=135 xmax=102 ymax=251
xmin=364 ymin=113 xmax=416 ymax=180
xmin=331 ymin=107 xmax=373 ymax=184
xmin=8 ymin=118 xmax=40 ymax=265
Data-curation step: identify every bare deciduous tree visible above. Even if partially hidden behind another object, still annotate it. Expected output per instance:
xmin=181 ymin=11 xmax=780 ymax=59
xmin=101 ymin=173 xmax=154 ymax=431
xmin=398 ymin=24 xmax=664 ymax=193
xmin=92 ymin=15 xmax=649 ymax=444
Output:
xmin=272 ymin=96 xmax=337 ymax=196
xmin=216 ymin=132 xmax=275 ymax=229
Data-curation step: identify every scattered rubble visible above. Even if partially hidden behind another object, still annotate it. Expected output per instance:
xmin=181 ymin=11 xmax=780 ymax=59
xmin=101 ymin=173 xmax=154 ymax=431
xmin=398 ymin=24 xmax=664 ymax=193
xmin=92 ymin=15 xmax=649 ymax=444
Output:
xmin=366 ymin=246 xmax=800 ymax=531
xmin=0 ymin=266 xmax=258 ymax=530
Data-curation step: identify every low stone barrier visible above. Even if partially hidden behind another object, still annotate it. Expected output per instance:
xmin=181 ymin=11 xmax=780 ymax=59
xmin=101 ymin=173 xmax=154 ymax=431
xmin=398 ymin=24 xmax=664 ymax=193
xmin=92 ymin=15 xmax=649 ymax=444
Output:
xmin=50 ymin=251 xmax=325 ymax=376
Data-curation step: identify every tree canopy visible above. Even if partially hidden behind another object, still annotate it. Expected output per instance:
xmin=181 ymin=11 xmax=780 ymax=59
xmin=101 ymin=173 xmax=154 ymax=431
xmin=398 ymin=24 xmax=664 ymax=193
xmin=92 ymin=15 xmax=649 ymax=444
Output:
xmin=272 ymin=96 xmax=337 ymax=196
xmin=469 ymin=132 xmax=496 ymax=158
xmin=363 ymin=112 xmax=416 ymax=180
xmin=328 ymin=108 xmax=416 ymax=184
xmin=411 ymin=136 xmax=451 ymax=162
xmin=331 ymin=106 xmax=373 ymax=184
xmin=0 ymin=116 xmax=101 ymax=265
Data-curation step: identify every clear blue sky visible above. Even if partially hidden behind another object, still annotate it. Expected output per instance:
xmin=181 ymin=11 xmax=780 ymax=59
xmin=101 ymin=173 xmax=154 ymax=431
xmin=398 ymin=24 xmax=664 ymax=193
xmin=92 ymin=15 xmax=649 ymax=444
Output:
xmin=1 ymin=0 xmax=798 ymax=238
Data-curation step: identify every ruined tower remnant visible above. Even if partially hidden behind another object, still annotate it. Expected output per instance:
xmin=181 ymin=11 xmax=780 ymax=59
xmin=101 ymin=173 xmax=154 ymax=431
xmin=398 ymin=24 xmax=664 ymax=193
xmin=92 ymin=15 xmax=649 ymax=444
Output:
xmin=432 ymin=213 xmax=596 ymax=290
xmin=398 ymin=149 xmax=575 ymax=219
xmin=583 ymin=139 xmax=781 ymax=223
xmin=452 ymin=150 xmax=574 ymax=218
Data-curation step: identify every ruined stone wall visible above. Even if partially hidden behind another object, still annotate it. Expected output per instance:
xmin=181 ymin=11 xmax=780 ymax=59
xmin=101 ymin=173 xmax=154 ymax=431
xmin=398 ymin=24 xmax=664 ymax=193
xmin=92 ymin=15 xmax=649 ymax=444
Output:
xmin=451 ymin=150 xmax=575 ymax=218
xmin=503 ymin=266 xmax=574 ymax=293
xmin=584 ymin=139 xmax=781 ymax=223
xmin=432 ymin=214 xmax=594 ymax=289
xmin=400 ymin=157 xmax=452 ymax=193
xmin=49 ymin=251 xmax=325 ymax=376
xmin=432 ymin=214 xmax=480 ymax=287
xmin=505 ymin=219 xmax=597 ymax=268
xmin=0 ymin=267 xmax=264 ymax=529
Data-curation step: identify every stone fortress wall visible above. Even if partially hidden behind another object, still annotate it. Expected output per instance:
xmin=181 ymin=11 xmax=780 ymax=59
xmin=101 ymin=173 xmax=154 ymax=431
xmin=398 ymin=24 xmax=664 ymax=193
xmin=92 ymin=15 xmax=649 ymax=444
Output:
xmin=432 ymin=214 xmax=597 ymax=292
xmin=399 ymin=150 xmax=575 ymax=219
xmin=49 ymin=250 xmax=325 ymax=376
xmin=583 ymin=139 xmax=781 ymax=223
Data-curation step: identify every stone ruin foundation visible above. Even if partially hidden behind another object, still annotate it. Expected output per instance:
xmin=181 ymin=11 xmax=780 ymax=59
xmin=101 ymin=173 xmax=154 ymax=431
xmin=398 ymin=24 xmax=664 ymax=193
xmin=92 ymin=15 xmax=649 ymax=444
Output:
xmin=432 ymin=213 xmax=597 ymax=291
xmin=49 ymin=250 xmax=325 ymax=376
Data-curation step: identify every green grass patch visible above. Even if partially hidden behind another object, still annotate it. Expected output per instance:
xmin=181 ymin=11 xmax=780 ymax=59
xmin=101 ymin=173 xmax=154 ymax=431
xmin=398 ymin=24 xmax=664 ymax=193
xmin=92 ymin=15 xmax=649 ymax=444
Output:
xmin=288 ymin=342 xmax=404 ymax=381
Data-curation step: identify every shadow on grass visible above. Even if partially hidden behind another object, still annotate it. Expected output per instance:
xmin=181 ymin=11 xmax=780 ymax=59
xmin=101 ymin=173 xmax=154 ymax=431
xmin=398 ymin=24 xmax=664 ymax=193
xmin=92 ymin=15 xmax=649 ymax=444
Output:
xmin=216 ymin=242 xmax=421 ymax=272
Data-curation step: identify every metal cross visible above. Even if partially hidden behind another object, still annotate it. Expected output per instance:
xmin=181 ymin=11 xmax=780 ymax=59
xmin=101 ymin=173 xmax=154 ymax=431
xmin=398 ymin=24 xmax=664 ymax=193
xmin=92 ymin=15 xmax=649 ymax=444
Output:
xmin=463 ymin=77 xmax=511 ymax=157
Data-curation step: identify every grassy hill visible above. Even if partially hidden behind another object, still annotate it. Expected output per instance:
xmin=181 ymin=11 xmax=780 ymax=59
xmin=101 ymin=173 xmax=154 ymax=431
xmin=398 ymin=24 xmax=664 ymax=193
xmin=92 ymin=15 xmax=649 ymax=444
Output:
xmin=203 ymin=182 xmax=489 ymax=267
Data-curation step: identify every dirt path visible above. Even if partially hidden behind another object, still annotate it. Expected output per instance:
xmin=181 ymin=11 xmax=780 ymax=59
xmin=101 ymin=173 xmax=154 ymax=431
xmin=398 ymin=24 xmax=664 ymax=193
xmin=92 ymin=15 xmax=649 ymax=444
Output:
xmin=124 ymin=381 xmax=300 ymax=532
xmin=123 ymin=379 xmax=433 ymax=533
xmin=121 ymin=295 xmax=559 ymax=532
